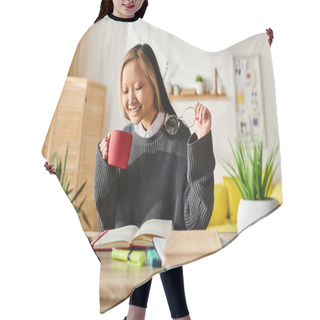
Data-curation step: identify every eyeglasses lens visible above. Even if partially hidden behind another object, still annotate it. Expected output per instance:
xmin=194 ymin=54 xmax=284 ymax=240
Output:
xmin=165 ymin=116 xmax=179 ymax=135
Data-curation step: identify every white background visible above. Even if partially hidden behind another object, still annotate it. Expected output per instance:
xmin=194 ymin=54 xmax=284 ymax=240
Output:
xmin=1 ymin=0 xmax=319 ymax=319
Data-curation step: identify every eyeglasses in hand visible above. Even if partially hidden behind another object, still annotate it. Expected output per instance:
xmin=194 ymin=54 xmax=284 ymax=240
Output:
xmin=165 ymin=107 xmax=194 ymax=135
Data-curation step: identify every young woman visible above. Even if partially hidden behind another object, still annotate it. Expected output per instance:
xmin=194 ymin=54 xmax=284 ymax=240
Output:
xmin=94 ymin=0 xmax=148 ymax=23
xmin=94 ymin=43 xmax=215 ymax=320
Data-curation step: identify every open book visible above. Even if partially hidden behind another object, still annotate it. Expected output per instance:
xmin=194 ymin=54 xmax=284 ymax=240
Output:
xmin=91 ymin=219 xmax=172 ymax=250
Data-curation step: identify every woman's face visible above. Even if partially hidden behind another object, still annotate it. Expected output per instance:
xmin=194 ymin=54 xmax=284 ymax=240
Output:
xmin=112 ymin=0 xmax=144 ymax=18
xmin=121 ymin=59 xmax=158 ymax=130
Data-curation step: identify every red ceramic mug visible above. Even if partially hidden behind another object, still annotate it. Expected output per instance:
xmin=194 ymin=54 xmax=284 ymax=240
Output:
xmin=108 ymin=130 xmax=133 ymax=169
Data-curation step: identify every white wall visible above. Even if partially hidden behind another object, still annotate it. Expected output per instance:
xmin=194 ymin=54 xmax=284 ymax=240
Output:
xmin=170 ymin=34 xmax=280 ymax=182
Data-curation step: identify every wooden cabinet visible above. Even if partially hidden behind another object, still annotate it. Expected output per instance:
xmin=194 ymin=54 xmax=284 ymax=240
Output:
xmin=42 ymin=77 xmax=107 ymax=231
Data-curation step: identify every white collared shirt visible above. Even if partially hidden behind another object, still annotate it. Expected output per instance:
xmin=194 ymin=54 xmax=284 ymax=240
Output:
xmin=134 ymin=112 xmax=168 ymax=138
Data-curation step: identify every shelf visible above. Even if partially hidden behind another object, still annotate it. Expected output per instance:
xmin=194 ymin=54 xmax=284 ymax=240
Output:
xmin=168 ymin=93 xmax=226 ymax=100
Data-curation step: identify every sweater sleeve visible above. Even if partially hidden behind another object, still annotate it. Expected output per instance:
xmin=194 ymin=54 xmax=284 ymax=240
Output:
xmin=94 ymin=145 xmax=119 ymax=230
xmin=183 ymin=131 xmax=215 ymax=230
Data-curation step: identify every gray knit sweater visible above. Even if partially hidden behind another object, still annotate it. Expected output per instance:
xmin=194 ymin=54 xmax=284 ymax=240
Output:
xmin=94 ymin=122 xmax=215 ymax=231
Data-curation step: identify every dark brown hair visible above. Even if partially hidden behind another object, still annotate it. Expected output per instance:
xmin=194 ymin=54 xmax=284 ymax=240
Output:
xmin=94 ymin=0 xmax=148 ymax=23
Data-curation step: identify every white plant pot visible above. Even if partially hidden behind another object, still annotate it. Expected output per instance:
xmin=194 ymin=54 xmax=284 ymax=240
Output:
xmin=237 ymin=198 xmax=280 ymax=234
xmin=195 ymin=81 xmax=204 ymax=95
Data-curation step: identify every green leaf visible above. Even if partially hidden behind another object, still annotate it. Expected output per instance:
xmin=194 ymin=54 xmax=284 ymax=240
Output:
xmin=80 ymin=210 xmax=91 ymax=228
xmin=52 ymin=145 xmax=89 ymax=227
xmin=71 ymin=181 xmax=87 ymax=203
xmin=61 ymin=144 xmax=69 ymax=186
xmin=221 ymin=135 xmax=279 ymax=200
xmin=76 ymin=196 xmax=86 ymax=212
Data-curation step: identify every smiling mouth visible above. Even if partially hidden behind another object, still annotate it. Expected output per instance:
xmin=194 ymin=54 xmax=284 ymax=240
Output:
xmin=123 ymin=4 xmax=134 ymax=9
xmin=129 ymin=106 xmax=142 ymax=114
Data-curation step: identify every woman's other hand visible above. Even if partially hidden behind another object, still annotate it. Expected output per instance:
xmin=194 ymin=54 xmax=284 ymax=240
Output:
xmin=194 ymin=102 xmax=212 ymax=139
xmin=44 ymin=161 xmax=56 ymax=175
xmin=99 ymin=133 xmax=111 ymax=161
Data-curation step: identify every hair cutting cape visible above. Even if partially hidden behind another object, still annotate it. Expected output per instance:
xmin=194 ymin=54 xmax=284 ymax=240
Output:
xmin=42 ymin=15 xmax=282 ymax=313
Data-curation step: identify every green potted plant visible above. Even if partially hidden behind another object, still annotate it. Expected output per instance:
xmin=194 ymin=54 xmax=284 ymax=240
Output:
xmin=52 ymin=145 xmax=90 ymax=228
xmin=222 ymin=136 xmax=280 ymax=233
xmin=195 ymin=75 xmax=204 ymax=95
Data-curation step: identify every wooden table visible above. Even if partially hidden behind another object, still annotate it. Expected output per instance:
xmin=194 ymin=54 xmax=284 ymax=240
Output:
xmin=219 ymin=232 xmax=238 ymax=246
xmin=86 ymin=231 xmax=238 ymax=313
xmin=97 ymin=250 xmax=163 ymax=313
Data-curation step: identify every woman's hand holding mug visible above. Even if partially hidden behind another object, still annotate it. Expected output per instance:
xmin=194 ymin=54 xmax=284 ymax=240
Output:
xmin=99 ymin=133 xmax=111 ymax=161
xmin=99 ymin=131 xmax=133 ymax=169
xmin=194 ymin=102 xmax=212 ymax=139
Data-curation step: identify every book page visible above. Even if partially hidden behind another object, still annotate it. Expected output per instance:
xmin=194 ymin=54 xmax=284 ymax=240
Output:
xmin=153 ymin=237 xmax=167 ymax=262
xmin=93 ymin=225 xmax=139 ymax=247
xmin=134 ymin=219 xmax=172 ymax=241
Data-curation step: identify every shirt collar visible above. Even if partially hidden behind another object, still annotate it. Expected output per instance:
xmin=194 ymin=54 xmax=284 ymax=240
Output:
xmin=108 ymin=13 xmax=139 ymax=22
xmin=134 ymin=112 xmax=167 ymax=138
